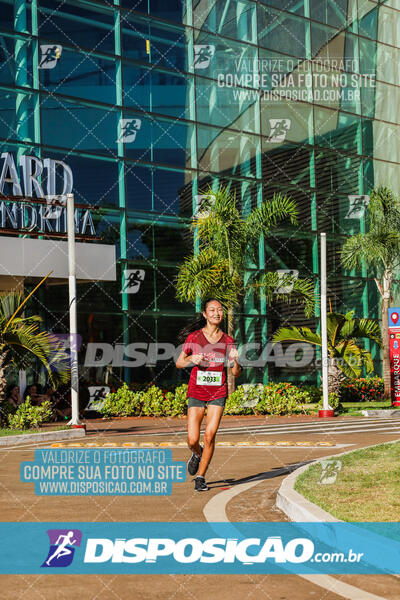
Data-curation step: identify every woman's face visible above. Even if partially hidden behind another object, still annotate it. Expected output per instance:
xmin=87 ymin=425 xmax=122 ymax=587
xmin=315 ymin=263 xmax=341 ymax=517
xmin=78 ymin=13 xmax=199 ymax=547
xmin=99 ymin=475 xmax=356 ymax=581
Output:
xmin=203 ymin=301 xmax=224 ymax=325
xmin=11 ymin=386 xmax=19 ymax=396
xmin=30 ymin=385 xmax=37 ymax=395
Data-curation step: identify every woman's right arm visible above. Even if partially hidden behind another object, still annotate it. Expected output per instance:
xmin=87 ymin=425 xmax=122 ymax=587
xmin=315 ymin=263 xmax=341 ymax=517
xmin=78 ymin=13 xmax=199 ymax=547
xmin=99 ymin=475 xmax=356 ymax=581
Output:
xmin=176 ymin=351 xmax=203 ymax=369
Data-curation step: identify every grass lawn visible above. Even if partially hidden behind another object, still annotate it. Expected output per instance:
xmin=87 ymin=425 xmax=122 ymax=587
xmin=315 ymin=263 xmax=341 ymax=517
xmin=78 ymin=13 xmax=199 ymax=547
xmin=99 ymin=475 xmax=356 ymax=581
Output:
xmin=295 ymin=441 xmax=400 ymax=521
xmin=302 ymin=401 xmax=400 ymax=415
xmin=342 ymin=401 xmax=400 ymax=416
xmin=0 ymin=425 xmax=70 ymax=437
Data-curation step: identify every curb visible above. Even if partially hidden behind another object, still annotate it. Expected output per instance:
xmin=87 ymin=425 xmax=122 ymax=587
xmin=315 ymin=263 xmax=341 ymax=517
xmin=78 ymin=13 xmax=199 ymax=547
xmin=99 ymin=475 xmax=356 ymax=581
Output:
xmin=276 ymin=438 xmax=400 ymax=522
xmin=0 ymin=427 xmax=86 ymax=447
xmin=361 ymin=409 xmax=400 ymax=418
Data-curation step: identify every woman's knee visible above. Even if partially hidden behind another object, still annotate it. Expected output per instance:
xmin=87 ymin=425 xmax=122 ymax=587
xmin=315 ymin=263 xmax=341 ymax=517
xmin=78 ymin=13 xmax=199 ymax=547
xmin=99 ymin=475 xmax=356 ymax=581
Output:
xmin=203 ymin=430 xmax=217 ymax=446
xmin=187 ymin=434 xmax=199 ymax=448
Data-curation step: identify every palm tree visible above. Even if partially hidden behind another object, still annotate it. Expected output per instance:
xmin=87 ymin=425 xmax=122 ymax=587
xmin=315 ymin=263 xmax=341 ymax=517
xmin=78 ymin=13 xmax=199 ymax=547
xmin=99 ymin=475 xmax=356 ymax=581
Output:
xmin=340 ymin=186 xmax=400 ymax=398
xmin=0 ymin=276 xmax=70 ymax=404
xmin=272 ymin=311 xmax=382 ymax=395
xmin=176 ymin=186 xmax=315 ymax=394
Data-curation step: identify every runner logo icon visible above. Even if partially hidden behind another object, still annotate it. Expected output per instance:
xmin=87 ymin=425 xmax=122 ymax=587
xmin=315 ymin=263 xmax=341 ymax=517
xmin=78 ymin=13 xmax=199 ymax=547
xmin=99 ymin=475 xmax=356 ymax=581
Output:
xmin=41 ymin=529 xmax=82 ymax=568
xmin=39 ymin=45 xmax=62 ymax=69
xmin=267 ymin=118 xmax=291 ymax=143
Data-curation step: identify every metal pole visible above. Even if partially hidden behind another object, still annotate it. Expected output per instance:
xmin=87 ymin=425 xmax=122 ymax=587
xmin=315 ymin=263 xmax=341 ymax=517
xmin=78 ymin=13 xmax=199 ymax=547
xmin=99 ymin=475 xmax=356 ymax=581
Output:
xmin=66 ymin=193 xmax=80 ymax=426
xmin=320 ymin=232 xmax=331 ymax=415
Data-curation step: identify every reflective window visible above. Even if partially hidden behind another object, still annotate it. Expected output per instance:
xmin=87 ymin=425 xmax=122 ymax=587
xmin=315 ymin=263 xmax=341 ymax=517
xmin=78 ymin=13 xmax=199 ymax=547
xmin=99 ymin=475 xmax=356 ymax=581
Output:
xmin=377 ymin=6 xmax=400 ymax=46
xmin=375 ymin=44 xmax=400 ymax=86
xmin=125 ymin=163 xmax=152 ymax=212
xmin=258 ymin=6 xmax=308 ymax=58
xmin=122 ymin=15 xmax=189 ymax=73
xmin=195 ymin=76 xmax=258 ymax=132
xmin=156 ymin=267 xmax=182 ymax=310
xmin=261 ymin=101 xmax=312 ymax=145
xmin=309 ymin=0 xmax=349 ymax=29
xmin=259 ymin=0 xmax=304 ymax=16
xmin=121 ymin=0 xmax=187 ymax=25
xmin=262 ymin=146 xmax=313 ymax=189
xmin=126 ymin=225 xmax=153 ymax=260
xmin=0 ymin=0 xmax=16 ymax=31
xmin=197 ymin=124 xmax=259 ymax=178
xmin=0 ymin=88 xmax=36 ymax=142
xmin=359 ymin=37 xmax=377 ymax=79
xmin=370 ymin=80 xmax=400 ymax=124
xmin=315 ymin=149 xmax=361 ymax=193
xmin=311 ymin=24 xmax=348 ymax=59
xmin=125 ymin=267 xmax=156 ymax=311
xmin=192 ymin=30 xmax=258 ymax=82
xmin=52 ymin=153 xmax=120 ymax=208
xmin=0 ymin=36 xmax=33 ymax=87
xmin=122 ymin=113 xmax=193 ymax=167
xmin=364 ymin=120 xmax=400 ymax=162
xmin=193 ymin=0 xmax=257 ymax=43
xmin=314 ymin=108 xmax=361 ymax=154
xmin=40 ymin=49 xmax=116 ymax=104
xmin=39 ymin=1 xmax=115 ymax=54
xmin=123 ymin=63 xmax=191 ymax=119
xmin=41 ymin=97 xmax=118 ymax=155
xmin=153 ymin=224 xmax=191 ymax=262
xmin=358 ymin=2 xmax=378 ymax=39
xmin=153 ymin=167 xmax=193 ymax=214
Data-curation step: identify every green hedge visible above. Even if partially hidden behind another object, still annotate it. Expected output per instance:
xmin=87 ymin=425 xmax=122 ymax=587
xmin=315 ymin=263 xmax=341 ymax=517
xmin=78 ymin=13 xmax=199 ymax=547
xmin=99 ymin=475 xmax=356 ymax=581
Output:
xmin=340 ymin=377 xmax=384 ymax=402
xmin=96 ymin=377 xmax=387 ymax=419
xmin=98 ymin=383 xmax=189 ymax=418
xmin=8 ymin=398 xmax=53 ymax=430
xmin=98 ymin=382 xmax=315 ymax=418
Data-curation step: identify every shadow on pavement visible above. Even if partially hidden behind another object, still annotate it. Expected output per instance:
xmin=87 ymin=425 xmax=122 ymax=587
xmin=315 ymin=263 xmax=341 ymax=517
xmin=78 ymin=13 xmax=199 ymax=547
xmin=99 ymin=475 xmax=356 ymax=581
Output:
xmin=207 ymin=461 xmax=313 ymax=489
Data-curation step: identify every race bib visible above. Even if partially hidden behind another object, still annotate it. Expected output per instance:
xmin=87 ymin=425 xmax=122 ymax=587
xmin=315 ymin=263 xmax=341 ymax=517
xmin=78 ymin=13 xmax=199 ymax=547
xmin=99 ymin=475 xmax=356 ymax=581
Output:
xmin=196 ymin=370 xmax=222 ymax=386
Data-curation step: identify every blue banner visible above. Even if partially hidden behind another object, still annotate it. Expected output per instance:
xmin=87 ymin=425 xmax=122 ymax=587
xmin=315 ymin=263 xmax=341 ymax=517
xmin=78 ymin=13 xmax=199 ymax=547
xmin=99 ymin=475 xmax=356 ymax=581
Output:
xmin=1 ymin=522 xmax=400 ymax=574
xmin=20 ymin=449 xmax=186 ymax=496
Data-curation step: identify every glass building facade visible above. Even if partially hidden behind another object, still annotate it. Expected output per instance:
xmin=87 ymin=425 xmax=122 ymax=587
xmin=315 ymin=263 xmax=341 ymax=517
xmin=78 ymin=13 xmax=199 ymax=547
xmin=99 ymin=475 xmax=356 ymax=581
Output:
xmin=0 ymin=0 xmax=398 ymax=389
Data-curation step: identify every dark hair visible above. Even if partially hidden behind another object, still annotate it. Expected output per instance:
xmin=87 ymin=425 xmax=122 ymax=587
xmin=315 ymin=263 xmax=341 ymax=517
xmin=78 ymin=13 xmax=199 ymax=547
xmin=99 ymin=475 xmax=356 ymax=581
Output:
xmin=177 ymin=298 xmax=223 ymax=344
xmin=6 ymin=383 xmax=18 ymax=398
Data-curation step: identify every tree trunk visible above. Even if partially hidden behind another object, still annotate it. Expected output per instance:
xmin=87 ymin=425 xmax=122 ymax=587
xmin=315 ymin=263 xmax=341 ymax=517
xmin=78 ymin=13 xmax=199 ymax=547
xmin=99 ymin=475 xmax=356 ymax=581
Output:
xmin=327 ymin=360 xmax=344 ymax=397
xmin=380 ymin=270 xmax=392 ymax=400
xmin=227 ymin=307 xmax=235 ymax=396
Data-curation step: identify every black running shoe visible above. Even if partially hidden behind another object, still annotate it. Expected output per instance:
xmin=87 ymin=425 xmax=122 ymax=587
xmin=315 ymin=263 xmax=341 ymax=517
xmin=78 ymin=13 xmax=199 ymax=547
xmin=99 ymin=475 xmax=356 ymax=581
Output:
xmin=194 ymin=476 xmax=209 ymax=492
xmin=187 ymin=446 xmax=203 ymax=476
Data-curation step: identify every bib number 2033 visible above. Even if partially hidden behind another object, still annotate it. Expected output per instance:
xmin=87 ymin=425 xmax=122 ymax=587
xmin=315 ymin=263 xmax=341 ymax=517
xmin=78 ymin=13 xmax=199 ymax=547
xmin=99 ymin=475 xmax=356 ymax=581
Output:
xmin=196 ymin=370 xmax=222 ymax=386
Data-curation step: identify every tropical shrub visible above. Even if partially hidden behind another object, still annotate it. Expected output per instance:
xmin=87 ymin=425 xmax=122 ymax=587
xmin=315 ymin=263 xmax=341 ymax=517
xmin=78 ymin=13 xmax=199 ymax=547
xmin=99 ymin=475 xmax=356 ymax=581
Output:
xmin=273 ymin=311 xmax=381 ymax=396
xmin=300 ymin=385 xmax=322 ymax=403
xmin=318 ymin=391 xmax=343 ymax=413
xmin=8 ymin=398 xmax=53 ymax=429
xmin=99 ymin=383 xmax=141 ymax=418
xmin=169 ymin=384 xmax=188 ymax=416
xmin=141 ymin=385 xmax=170 ymax=417
xmin=98 ymin=383 xmax=189 ymax=418
xmin=255 ymin=382 xmax=308 ymax=415
xmin=96 ymin=381 xmax=320 ymax=418
xmin=340 ymin=377 xmax=384 ymax=403
xmin=225 ymin=386 xmax=252 ymax=415
xmin=141 ymin=384 xmax=189 ymax=416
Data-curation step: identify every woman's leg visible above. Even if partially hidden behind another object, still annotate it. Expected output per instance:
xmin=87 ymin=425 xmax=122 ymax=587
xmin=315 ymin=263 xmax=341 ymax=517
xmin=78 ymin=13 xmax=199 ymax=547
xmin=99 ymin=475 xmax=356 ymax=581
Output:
xmin=187 ymin=406 xmax=205 ymax=455
xmin=197 ymin=404 xmax=224 ymax=477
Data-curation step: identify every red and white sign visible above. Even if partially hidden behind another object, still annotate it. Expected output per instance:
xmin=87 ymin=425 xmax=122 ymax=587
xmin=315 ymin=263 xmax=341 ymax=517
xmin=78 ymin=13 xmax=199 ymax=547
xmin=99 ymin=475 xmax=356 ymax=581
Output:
xmin=389 ymin=309 xmax=400 ymax=406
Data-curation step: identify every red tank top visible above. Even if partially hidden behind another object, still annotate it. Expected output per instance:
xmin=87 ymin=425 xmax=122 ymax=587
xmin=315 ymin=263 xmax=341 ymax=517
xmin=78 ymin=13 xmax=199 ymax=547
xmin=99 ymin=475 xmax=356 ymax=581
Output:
xmin=183 ymin=329 xmax=236 ymax=401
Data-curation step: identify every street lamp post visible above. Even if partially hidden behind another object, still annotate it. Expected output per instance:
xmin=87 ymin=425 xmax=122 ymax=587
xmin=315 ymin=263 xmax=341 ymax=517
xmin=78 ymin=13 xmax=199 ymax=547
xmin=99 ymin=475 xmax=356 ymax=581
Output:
xmin=66 ymin=192 xmax=81 ymax=426
xmin=319 ymin=232 xmax=334 ymax=418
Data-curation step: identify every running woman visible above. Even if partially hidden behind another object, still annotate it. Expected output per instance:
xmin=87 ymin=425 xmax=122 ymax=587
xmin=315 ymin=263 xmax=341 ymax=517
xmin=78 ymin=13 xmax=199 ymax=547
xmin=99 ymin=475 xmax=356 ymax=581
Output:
xmin=176 ymin=298 xmax=241 ymax=492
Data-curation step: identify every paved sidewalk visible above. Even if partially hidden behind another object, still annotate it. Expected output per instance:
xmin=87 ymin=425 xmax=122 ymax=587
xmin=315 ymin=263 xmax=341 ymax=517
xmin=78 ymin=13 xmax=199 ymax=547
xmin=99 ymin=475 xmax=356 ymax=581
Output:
xmin=1 ymin=415 xmax=399 ymax=599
